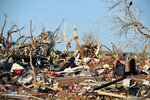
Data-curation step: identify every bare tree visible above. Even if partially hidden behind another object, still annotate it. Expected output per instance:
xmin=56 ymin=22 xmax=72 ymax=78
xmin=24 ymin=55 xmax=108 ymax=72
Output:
xmin=0 ymin=15 xmax=24 ymax=56
xmin=105 ymin=0 xmax=150 ymax=51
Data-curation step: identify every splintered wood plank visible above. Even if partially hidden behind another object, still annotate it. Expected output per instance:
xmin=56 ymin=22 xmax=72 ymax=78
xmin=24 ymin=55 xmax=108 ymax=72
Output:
xmin=130 ymin=74 xmax=150 ymax=81
xmin=95 ymin=90 xmax=126 ymax=98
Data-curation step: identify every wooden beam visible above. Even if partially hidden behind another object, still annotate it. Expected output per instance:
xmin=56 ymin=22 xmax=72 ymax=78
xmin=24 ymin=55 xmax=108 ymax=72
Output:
xmin=95 ymin=90 xmax=126 ymax=98
xmin=32 ymin=81 xmax=62 ymax=92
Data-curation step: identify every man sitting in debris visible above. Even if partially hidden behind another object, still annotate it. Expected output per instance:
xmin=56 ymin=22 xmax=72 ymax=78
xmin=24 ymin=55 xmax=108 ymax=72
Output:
xmin=113 ymin=55 xmax=126 ymax=79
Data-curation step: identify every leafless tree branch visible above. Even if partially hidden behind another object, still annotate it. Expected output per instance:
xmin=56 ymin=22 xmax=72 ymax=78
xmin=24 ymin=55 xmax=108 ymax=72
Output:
xmin=108 ymin=0 xmax=150 ymax=43
xmin=0 ymin=14 xmax=7 ymax=37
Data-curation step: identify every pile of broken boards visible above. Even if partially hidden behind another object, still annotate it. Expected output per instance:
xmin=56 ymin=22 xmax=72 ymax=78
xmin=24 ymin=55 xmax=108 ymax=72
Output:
xmin=0 ymin=53 xmax=150 ymax=100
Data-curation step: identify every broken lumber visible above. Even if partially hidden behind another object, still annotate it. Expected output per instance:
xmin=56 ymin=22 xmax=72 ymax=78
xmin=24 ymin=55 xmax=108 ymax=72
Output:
xmin=2 ymin=93 xmax=44 ymax=100
xmin=95 ymin=90 xmax=145 ymax=100
xmin=95 ymin=90 xmax=126 ymax=98
xmin=32 ymin=81 xmax=62 ymax=92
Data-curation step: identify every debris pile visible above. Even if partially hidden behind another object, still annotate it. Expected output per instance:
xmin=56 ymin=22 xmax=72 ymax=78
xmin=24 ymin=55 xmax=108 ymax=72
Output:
xmin=0 ymin=20 xmax=149 ymax=100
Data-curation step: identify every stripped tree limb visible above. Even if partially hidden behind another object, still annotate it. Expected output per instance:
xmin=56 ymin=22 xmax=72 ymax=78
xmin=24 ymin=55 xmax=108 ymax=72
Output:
xmin=16 ymin=35 xmax=25 ymax=43
xmin=0 ymin=14 xmax=7 ymax=42
xmin=29 ymin=47 xmax=36 ymax=81
xmin=30 ymin=20 xmax=34 ymax=43
xmin=29 ymin=21 xmax=36 ymax=81
xmin=53 ymin=19 xmax=64 ymax=37
xmin=6 ymin=25 xmax=24 ymax=46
